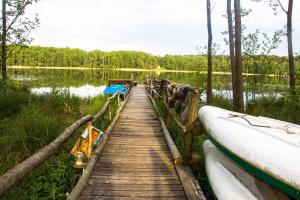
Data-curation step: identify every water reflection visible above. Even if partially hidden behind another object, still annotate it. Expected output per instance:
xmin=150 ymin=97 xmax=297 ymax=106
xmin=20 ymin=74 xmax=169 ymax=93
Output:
xmin=200 ymin=89 xmax=282 ymax=104
xmin=8 ymin=68 xmax=293 ymax=101
xmin=31 ymin=85 xmax=106 ymax=98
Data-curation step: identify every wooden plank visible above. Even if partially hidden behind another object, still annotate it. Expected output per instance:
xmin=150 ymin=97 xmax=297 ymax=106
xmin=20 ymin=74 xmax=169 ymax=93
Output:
xmin=102 ymin=149 xmax=170 ymax=154
xmin=93 ymin=164 xmax=175 ymax=170
xmin=100 ymin=152 xmax=172 ymax=158
xmin=90 ymin=174 xmax=180 ymax=181
xmin=79 ymin=196 xmax=187 ymax=200
xmin=80 ymin=190 xmax=186 ymax=197
xmin=82 ymin=184 xmax=183 ymax=191
xmin=90 ymin=171 xmax=178 ymax=177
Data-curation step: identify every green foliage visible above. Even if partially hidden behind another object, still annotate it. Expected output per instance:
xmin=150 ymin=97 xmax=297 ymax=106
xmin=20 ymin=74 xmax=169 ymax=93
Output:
xmin=6 ymin=45 xmax=297 ymax=76
xmin=0 ymin=82 xmax=110 ymax=199
xmin=2 ymin=153 xmax=80 ymax=200
xmin=0 ymin=80 xmax=30 ymax=117
xmin=247 ymin=95 xmax=300 ymax=124
xmin=209 ymin=94 xmax=233 ymax=110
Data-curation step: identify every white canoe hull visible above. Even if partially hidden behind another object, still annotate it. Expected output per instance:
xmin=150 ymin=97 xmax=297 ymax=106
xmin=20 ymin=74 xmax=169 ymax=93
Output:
xmin=199 ymin=106 xmax=300 ymax=199
xmin=203 ymin=140 xmax=289 ymax=200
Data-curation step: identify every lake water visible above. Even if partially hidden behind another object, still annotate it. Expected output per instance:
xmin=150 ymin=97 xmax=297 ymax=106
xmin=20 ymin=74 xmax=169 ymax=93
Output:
xmin=8 ymin=68 xmax=291 ymax=102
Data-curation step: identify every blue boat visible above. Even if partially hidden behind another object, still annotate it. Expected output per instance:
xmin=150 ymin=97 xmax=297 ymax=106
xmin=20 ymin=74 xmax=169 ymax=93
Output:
xmin=103 ymin=84 xmax=129 ymax=95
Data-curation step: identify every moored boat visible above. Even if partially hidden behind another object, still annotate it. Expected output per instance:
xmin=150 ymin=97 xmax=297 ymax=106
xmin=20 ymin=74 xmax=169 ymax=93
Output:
xmin=199 ymin=106 xmax=300 ymax=199
xmin=203 ymin=140 xmax=289 ymax=200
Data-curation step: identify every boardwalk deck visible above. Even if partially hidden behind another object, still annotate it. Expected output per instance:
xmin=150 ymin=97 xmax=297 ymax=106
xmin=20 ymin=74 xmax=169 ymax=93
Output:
xmin=78 ymin=85 xmax=195 ymax=199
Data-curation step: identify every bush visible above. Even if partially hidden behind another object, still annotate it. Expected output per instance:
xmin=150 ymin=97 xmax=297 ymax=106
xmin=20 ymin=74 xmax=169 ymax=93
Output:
xmin=0 ymin=81 xmax=30 ymax=117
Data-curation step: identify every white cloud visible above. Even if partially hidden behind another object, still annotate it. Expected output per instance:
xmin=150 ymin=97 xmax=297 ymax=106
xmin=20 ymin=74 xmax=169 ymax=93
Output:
xmin=27 ymin=0 xmax=299 ymax=56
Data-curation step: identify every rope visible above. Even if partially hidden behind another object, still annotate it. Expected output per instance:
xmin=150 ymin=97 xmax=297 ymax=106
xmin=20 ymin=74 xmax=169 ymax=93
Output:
xmin=228 ymin=114 xmax=299 ymax=134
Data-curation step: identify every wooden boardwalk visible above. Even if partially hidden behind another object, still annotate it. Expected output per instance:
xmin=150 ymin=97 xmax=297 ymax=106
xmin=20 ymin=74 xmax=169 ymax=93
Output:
xmin=79 ymin=85 xmax=189 ymax=199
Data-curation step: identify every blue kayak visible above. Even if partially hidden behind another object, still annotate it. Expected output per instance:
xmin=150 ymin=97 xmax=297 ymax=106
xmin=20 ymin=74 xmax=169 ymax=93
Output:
xmin=103 ymin=84 xmax=128 ymax=95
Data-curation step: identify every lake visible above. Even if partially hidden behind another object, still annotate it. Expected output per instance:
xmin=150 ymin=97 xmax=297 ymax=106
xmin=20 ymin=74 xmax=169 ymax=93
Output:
xmin=8 ymin=68 xmax=291 ymax=102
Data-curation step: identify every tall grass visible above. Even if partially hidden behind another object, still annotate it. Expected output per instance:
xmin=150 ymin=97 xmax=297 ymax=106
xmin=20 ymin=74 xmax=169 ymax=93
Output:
xmin=0 ymin=81 xmax=112 ymax=199
xmin=247 ymin=95 xmax=300 ymax=124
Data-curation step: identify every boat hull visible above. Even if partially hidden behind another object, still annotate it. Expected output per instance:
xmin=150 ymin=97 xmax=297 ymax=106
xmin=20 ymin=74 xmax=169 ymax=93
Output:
xmin=199 ymin=106 xmax=300 ymax=199
xmin=203 ymin=140 xmax=289 ymax=200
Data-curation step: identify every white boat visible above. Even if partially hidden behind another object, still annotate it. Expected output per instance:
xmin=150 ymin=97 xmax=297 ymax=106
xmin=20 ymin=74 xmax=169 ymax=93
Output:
xmin=199 ymin=106 xmax=300 ymax=199
xmin=203 ymin=140 xmax=289 ymax=200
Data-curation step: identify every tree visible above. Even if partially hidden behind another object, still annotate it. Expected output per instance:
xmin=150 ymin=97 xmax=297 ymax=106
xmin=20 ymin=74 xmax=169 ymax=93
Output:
xmin=206 ymin=0 xmax=213 ymax=103
xmin=266 ymin=0 xmax=295 ymax=94
xmin=1 ymin=0 xmax=39 ymax=80
xmin=226 ymin=0 xmax=236 ymax=108
xmin=234 ymin=0 xmax=244 ymax=112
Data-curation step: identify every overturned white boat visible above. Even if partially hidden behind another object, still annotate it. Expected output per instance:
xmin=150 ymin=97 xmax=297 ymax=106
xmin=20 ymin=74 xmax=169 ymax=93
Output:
xmin=199 ymin=106 xmax=300 ymax=199
xmin=203 ymin=140 xmax=289 ymax=200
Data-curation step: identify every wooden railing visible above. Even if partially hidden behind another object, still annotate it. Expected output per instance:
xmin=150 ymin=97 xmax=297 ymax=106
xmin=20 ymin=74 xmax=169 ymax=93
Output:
xmin=145 ymin=79 xmax=200 ymax=165
xmin=0 ymin=84 xmax=133 ymax=198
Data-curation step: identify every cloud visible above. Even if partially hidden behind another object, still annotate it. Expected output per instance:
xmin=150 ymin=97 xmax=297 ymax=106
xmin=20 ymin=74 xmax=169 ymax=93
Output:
xmin=28 ymin=0 xmax=300 ymax=56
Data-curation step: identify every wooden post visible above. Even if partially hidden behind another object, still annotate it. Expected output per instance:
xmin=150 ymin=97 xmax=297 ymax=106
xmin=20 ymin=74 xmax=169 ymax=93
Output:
xmin=159 ymin=80 xmax=164 ymax=95
xmin=108 ymin=103 xmax=112 ymax=120
xmin=87 ymin=121 xmax=93 ymax=160
xmin=150 ymin=79 xmax=153 ymax=97
xmin=164 ymin=92 xmax=172 ymax=125
xmin=117 ymin=91 xmax=120 ymax=107
xmin=183 ymin=89 xmax=200 ymax=165
xmin=152 ymin=79 xmax=156 ymax=98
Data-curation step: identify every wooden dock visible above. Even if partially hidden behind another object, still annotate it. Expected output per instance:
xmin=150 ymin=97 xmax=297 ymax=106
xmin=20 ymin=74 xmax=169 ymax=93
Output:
xmin=0 ymin=84 xmax=204 ymax=200
xmin=78 ymin=85 xmax=193 ymax=199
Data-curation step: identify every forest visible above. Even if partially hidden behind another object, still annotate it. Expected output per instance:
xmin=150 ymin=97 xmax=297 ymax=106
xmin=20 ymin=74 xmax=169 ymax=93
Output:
xmin=6 ymin=45 xmax=299 ymax=76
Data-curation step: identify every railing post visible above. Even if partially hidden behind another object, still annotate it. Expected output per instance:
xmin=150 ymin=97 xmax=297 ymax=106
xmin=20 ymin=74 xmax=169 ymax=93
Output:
xmin=159 ymin=80 xmax=164 ymax=95
xmin=164 ymin=92 xmax=171 ymax=124
xmin=87 ymin=121 xmax=93 ymax=159
xmin=117 ymin=91 xmax=120 ymax=107
xmin=150 ymin=79 xmax=153 ymax=97
xmin=183 ymin=89 xmax=200 ymax=165
xmin=108 ymin=103 xmax=112 ymax=120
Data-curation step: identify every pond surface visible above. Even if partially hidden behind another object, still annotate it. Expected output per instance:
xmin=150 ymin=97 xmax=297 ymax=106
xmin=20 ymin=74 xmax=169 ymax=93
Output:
xmin=8 ymin=68 xmax=291 ymax=101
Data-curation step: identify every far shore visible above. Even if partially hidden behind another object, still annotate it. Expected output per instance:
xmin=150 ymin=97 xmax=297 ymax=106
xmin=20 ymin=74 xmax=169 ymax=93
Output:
xmin=8 ymin=66 xmax=283 ymax=77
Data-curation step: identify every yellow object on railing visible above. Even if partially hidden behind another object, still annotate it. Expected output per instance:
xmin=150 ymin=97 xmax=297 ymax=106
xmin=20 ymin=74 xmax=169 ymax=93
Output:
xmin=70 ymin=123 xmax=101 ymax=168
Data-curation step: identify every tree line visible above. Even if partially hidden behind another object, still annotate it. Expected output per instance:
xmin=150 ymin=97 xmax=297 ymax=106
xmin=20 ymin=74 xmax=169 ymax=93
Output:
xmin=5 ymin=45 xmax=297 ymax=75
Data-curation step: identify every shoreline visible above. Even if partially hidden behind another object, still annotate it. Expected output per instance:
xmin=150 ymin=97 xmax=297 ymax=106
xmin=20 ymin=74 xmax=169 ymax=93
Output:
xmin=8 ymin=66 xmax=283 ymax=76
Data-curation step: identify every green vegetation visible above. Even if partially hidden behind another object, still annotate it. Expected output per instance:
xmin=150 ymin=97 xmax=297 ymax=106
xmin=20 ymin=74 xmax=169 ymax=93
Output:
xmin=247 ymin=96 xmax=300 ymax=124
xmin=6 ymin=45 xmax=300 ymax=75
xmin=0 ymin=81 xmax=114 ymax=199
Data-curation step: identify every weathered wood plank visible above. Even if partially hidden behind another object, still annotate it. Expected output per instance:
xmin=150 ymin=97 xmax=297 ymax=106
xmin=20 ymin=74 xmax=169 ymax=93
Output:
xmin=80 ymin=190 xmax=186 ymax=197
xmin=79 ymin=196 xmax=187 ymax=200
xmin=82 ymin=184 xmax=184 ymax=191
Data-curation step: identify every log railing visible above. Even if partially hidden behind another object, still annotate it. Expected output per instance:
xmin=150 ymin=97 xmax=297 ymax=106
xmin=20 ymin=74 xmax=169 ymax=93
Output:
xmin=0 ymin=84 xmax=133 ymax=198
xmin=145 ymin=79 xmax=200 ymax=165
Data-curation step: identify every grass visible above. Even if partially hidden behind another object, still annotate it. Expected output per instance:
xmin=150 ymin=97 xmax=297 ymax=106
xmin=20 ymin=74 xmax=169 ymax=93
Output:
xmin=247 ymin=95 xmax=300 ymax=124
xmin=0 ymin=81 xmax=116 ymax=199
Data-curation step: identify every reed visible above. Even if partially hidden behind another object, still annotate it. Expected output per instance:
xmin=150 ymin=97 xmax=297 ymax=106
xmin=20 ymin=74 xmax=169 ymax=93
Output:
xmin=0 ymin=81 xmax=114 ymax=199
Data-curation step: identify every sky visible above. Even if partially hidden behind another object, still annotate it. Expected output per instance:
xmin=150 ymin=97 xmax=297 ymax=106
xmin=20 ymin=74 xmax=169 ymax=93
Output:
xmin=27 ymin=0 xmax=300 ymax=56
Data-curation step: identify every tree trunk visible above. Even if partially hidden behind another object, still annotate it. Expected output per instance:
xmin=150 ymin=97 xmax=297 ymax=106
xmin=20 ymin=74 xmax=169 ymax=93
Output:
xmin=206 ymin=0 xmax=213 ymax=104
xmin=227 ymin=0 xmax=236 ymax=107
xmin=287 ymin=0 xmax=295 ymax=95
xmin=234 ymin=0 xmax=244 ymax=112
xmin=1 ymin=0 xmax=7 ymax=81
